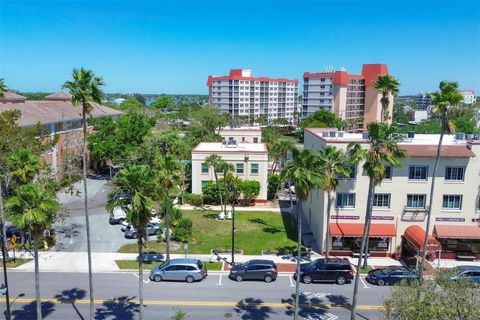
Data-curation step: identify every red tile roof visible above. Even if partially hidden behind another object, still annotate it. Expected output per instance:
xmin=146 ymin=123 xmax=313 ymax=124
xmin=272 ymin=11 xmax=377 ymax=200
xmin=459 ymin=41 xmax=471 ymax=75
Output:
xmin=0 ymin=92 xmax=26 ymax=102
xmin=400 ymin=144 xmax=475 ymax=158
xmin=45 ymin=91 xmax=72 ymax=101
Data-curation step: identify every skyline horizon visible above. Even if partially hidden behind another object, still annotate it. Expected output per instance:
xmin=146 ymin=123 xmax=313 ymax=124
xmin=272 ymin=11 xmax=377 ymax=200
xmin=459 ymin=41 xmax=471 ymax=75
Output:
xmin=1 ymin=1 xmax=479 ymax=95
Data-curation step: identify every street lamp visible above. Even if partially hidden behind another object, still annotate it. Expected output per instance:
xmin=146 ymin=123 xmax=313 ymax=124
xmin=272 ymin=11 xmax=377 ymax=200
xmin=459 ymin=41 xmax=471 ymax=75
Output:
xmin=230 ymin=183 xmax=237 ymax=265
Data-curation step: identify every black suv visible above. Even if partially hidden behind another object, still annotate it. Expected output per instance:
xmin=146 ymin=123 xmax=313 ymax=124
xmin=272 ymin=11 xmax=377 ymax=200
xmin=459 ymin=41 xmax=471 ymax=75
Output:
xmin=294 ymin=258 xmax=354 ymax=285
xmin=229 ymin=259 xmax=278 ymax=283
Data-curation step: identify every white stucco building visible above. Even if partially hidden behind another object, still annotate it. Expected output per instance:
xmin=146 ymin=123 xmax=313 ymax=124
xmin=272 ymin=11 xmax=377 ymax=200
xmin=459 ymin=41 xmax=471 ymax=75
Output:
xmin=191 ymin=142 xmax=269 ymax=202
xmin=207 ymin=69 xmax=300 ymax=124
xmin=303 ymin=128 xmax=480 ymax=260
xmin=219 ymin=126 xmax=262 ymax=144
xmin=461 ymin=89 xmax=476 ymax=105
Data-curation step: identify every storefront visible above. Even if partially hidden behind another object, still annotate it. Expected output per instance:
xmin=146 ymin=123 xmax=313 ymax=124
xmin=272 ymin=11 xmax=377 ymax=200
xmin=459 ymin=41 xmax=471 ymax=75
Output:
xmin=402 ymin=225 xmax=442 ymax=268
xmin=329 ymin=223 xmax=397 ymax=257
xmin=433 ymin=225 xmax=480 ymax=260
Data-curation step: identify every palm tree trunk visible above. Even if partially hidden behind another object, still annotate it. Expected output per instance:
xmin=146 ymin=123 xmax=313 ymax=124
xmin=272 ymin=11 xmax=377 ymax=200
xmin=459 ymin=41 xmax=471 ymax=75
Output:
xmin=362 ymin=178 xmax=375 ymax=269
xmin=293 ymin=200 xmax=302 ymax=320
xmin=214 ymin=170 xmax=224 ymax=212
xmin=350 ymin=179 xmax=375 ymax=320
xmin=0 ymin=181 xmax=12 ymax=320
xmin=165 ymin=192 xmax=171 ymax=262
xmin=81 ymin=102 xmax=95 ymax=320
xmin=34 ymin=234 xmax=42 ymax=320
xmin=420 ymin=126 xmax=444 ymax=278
xmin=138 ymin=236 xmax=144 ymax=320
xmin=325 ymin=192 xmax=332 ymax=258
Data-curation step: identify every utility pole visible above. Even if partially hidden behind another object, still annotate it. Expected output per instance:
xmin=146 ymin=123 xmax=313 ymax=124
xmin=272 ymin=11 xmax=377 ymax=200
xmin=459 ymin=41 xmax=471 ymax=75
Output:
xmin=231 ymin=184 xmax=237 ymax=265
xmin=0 ymin=181 xmax=12 ymax=320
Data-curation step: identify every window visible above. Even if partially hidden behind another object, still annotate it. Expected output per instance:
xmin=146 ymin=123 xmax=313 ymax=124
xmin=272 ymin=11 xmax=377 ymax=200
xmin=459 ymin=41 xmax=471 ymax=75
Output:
xmin=445 ymin=166 xmax=465 ymax=181
xmin=384 ymin=166 xmax=392 ymax=180
xmin=373 ymin=194 xmax=391 ymax=208
xmin=253 ymin=137 xmax=259 ymax=143
xmin=339 ymin=166 xmax=356 ymax=180
xmin=336 ymin=193 xmax=355 ymax=208
xmin=409 ymin=166 xmax=428 ymax=180
xmin=442 ymin=195 xmax=462 ymax=210
xmin=251 ymin=163 xmax=259 ymax=175
xmin=407 ymin=194 xmax=426 ymax=208
xmin=201 ymin=163 xmax=209 ymax=174
xmin=236 ymin=163 xmax=244 ymax=174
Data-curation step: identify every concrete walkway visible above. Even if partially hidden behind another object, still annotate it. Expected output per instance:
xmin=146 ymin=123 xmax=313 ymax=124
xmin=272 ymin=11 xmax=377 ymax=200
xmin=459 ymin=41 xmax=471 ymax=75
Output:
xmin=177 ymin=204 xmax=281 ymax=212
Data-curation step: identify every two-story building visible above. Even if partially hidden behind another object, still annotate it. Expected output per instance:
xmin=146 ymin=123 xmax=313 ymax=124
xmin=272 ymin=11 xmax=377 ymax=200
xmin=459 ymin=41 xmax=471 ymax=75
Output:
xmin=191 ymin=142 xmax=269 ymax=202
xmin=303 ymin=128 xmax=480 ymax=260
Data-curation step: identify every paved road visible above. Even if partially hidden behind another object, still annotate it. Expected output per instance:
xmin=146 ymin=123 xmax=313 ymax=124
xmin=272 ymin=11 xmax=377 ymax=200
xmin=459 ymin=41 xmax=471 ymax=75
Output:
xmin=1 ymin=271 xmax=389 ymax=319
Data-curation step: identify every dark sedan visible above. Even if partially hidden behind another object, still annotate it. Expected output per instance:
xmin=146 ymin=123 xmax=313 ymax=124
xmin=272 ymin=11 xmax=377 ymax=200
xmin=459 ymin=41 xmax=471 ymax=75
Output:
xmin=229 ymin=259 xmax=278 ymax=283
xmin=366 ymin=266 xmax=420 ymax=286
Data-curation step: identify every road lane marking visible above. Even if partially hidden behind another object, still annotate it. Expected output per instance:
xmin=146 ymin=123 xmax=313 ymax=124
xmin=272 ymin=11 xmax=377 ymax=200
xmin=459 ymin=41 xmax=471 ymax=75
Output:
xmin=217 ymin=274 xmax=223 ymax=286
xmin=289 ymin=275 xmax=294 ymax=287
xmin=0 ymin=298 xmax=384 ymax=310
xmin=360 ymin=277 xmax=370 ymax=289
xmin=131 ymin=272 xmax=150 ymax=284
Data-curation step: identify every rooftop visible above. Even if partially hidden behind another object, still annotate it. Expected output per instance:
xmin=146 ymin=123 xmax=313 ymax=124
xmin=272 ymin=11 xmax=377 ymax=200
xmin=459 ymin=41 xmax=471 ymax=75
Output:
xmin=193 ymin=142 xmax=268 ymax=153
xmin=304 ymin=128 xmax=478 ymax=157
xmin=207 ymin=69 xmax=298 ymax=86
xmin=220 ymin=126 xmax=262 ymax=132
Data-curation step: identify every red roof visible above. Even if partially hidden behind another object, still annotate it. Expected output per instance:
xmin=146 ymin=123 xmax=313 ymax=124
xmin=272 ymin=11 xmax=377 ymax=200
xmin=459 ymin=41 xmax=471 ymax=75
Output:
xmin=207 ymin=69 xmax=298 ymax=86
xmin=433 ymin=225 xmax=480 ymax=239
xmin=361 ymin=64 xmax=389 ymax=86
xmin=303 ymin=72 xmax=335 ymax=78
xmin=330 ymin=223 xmax=396 ymax=237
xmin=400 ymin=144 xmax=475 ymax=158
xmin=404 ymin=225 xmax=442 ymax=251
xmin=332 ymin=71 xmax=349 ymax=85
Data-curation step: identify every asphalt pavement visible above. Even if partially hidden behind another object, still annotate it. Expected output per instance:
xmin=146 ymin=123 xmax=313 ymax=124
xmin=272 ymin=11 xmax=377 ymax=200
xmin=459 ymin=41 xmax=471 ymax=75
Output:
xmin=1 ymin=271 xmax=389 ymax=320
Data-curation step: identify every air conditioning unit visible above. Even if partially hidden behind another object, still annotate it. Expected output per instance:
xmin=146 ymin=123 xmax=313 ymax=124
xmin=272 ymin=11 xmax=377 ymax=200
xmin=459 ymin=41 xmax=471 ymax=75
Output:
xmin=455 ymin=132 xmax=465 ymax=141
xmin=407 ymin=131 xmax=415 ymax=139
xmin=465 ymin=134 xmax=473 ymax=140
xmin=329 ymin=131 xmax=336 ymax=138
xmin=337 ymin=131 xmax=345 ymax=138
xmin=362 ymin=132 xmax=369 ymax=140
xmin=322 ymin=132 xmax=329 ymax=137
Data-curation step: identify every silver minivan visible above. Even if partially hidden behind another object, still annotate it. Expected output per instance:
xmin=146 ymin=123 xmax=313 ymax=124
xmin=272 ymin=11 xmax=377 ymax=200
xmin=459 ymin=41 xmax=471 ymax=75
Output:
xmin=149 ymin=259 xmax=207 ymax=283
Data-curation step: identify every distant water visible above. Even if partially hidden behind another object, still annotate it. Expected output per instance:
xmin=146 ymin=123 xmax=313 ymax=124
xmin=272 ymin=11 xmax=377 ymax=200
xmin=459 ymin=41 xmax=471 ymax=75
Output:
xmin=145 ymin=98 xmax=155 ymax=106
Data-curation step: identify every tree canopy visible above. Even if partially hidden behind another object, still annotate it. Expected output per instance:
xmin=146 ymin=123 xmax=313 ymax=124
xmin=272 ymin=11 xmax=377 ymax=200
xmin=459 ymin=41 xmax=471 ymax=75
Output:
xmin=300 ymin=110 xmax=343 ymax=130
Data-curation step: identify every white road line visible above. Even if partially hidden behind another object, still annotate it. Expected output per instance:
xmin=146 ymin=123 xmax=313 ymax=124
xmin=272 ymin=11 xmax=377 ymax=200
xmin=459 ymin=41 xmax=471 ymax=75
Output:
xmin=289 ymin=275 xmax=295 ymax=287
xmin=131 ymin=272 xmax=150 ymax=284
xmin=360 ymin=276 xmax=370 ymax=289
xmin=217 ymin=275 xmax=223 ymax=286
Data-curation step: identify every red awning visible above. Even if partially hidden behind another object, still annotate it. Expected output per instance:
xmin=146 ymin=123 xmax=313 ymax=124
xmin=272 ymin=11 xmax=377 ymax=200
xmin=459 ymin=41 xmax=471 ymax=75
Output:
xmin=434 ymin=225 xmax=480 ymax=239
xmin=404 ymin=225 xmax=442 ymax=251
xmin=330 ymin=223 xmax=396 ymax=237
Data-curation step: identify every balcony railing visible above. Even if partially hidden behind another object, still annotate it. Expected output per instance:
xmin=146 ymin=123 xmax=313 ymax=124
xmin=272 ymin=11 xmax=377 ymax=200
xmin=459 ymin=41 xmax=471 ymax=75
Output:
xmin=401 ymin=205 xmax=429 ymax=222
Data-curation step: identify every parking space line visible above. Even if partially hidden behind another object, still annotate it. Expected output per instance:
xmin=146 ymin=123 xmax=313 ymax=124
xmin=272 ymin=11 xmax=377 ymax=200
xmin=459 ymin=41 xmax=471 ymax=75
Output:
xmin=289 ymin=275 xmax=295 ymax=287
xmin=131 ymin=272 xmax=150 ymax=284
xmin=360 ymin=276 xmax=370 ymax=289
xmin=217 ymin=275 xmax=223 ymax=286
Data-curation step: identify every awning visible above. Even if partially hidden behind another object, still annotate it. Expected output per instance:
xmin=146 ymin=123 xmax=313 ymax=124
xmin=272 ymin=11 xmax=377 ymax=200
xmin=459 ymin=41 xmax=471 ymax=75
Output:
xmin=404 ymin=225 xmax=442 ymax=251
xmin=434 ymin=225 xmax=480 ymax=239
xmin=330 ymin=223 xmax=396 ymax=237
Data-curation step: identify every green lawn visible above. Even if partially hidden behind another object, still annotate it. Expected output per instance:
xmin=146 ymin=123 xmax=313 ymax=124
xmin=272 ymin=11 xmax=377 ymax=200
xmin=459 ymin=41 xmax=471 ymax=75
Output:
xmin=1 ymin=258 xmax=32 ymax=268
xmin=358 ymin=266 xmax=374 ymax=274
xmin=115 ymin=260 xmax=222 ymax=271
xmin=117 ymin=210 xmax=297 ymax=255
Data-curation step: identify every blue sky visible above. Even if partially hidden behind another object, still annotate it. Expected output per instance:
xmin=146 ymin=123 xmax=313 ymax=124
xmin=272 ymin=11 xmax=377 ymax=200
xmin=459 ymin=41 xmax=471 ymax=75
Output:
xmin=1 ymin=0 xmax=479 ymax=95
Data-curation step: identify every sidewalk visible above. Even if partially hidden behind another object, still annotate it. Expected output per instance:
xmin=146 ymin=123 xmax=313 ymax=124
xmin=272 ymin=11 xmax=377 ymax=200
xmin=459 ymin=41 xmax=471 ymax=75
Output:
xmin=9 ymin=250 xmax=408 ymax=273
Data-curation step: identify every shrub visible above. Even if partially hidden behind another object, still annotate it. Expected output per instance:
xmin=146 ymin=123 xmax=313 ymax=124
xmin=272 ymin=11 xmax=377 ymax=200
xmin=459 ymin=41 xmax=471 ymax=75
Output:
xmin=267 ymin=174 xmax=282 ymax=200
xmin=202 ymin=180 xmax=225 ymax=205
xmin=237 ymin=180 xmax=260 ymax=205
xmin=172 ymin=218 xmax=193 ymax=242
xmin=184 ymin=193 xmax=203 ymax=207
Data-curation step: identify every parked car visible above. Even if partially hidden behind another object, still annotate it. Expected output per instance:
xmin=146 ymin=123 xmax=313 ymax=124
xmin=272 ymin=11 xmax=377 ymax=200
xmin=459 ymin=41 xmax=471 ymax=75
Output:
xmin=149 ymin=259 xmax=207 ymax=283
xmin=448 ymin=266 xmax=480 ymax=286
xmin=6 ymin=226 xmax=21 ymax=239
xmin=293 ymin=258 xmax=354 ymax=285
xmin=121 ymin=216 xmax=161 ymax=232
xmin=124 ymin=222 xmax=160 ymax=239
xmin=109 ymin=206 xmax=128 ymax=224
xmin=366 ymin=266 xmax=420 ymax=286
xmin=229 ymin=259 xmax=278 ymax=283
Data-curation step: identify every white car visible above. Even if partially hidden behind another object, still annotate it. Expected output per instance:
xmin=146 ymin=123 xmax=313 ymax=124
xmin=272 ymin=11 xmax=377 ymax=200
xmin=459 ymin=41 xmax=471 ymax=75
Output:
xmin=121 ymin=216 xmax=161 ymax=232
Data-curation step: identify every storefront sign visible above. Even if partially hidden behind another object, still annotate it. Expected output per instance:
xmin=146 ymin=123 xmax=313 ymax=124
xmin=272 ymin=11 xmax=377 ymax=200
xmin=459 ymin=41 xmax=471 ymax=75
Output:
xmin=371 ymin=216 xmax=395 ymax=221
xmin=435 ymin=217 xmax=465 ymax=222
xmin=331 ymin=215 xmax=360 ymax=220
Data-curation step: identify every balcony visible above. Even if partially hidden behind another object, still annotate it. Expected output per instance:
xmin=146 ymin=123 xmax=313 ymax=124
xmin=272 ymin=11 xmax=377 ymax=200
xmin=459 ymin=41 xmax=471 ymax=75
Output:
xmin=401 ymin=205 xmax=429 ymax=222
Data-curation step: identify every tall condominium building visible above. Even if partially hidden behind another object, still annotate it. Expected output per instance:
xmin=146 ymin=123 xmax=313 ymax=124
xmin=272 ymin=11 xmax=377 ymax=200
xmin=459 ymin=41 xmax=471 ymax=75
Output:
xmin=461 ymin=89 xmax=476 ymax=105
xmin=303 ymin=64 xmax=393 ymax=129
xmin=207 ymin=69 xmax=300 ymax=123
xmin=303 ymin=128 xmax=480 ymax=260
xmin=416 ymin=92 xmax=433 ymax=110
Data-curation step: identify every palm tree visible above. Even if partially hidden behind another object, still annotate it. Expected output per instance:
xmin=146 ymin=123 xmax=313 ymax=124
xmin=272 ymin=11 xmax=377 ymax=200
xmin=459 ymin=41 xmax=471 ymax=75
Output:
xmin=348 ymin=123 xmax=407 ymax=320
xmin=8 ymin=149 xmax=40 ymax=186
xmin=374 ymin=75 xmax=400 ymax=122
xmin=63 ymin=67 xmax=105 ymax=319
xmin=419 ymin=81 xmax=463 ymax=278
xmin=281 ymin=149 xmax=323 ymax=320
xmin=269 ymin=137 xmax=296 ymax=175
xmin=219 ymin=162 xmax=235 ymax=215
xmin=317 ymin=146 xmax=351 ymax=258
xmin=108 ymin=165 xmax=157 ymax=320
xmin=205 ymin=154 xmax=225 ymax=213
xmin=5 ymin=184 xmax=60 ymax=320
